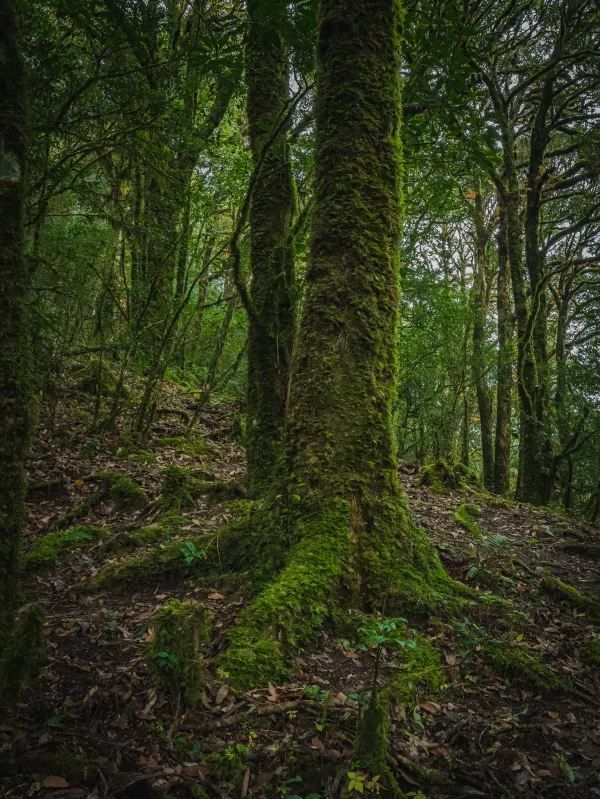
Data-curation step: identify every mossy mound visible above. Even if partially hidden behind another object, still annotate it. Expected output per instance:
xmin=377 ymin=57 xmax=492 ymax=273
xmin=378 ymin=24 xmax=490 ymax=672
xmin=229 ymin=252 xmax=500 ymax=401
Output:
xmin=93 ymin=471 xmax=148 ymax=511
xmin=453 ymin=503 xmax=484 ymax=539
xmin=541 ymin=575 xmax=600 ymax=619
xmin=420 ymin=461 xmax=477 ymax=493
xmin=0 ymin=604 xmax=46 ymax=707
xmin=148 ymin=599 xmax=212 ymax=705
xmin=157 ymin=466 xmax=196 ymax=512
xmin=387 ymin=634 xmax=445 ymax=704
xmin=581 ymin=634 xmax=600 ymax=667
xmin=23 ymin=524 xmax=106 ymax=571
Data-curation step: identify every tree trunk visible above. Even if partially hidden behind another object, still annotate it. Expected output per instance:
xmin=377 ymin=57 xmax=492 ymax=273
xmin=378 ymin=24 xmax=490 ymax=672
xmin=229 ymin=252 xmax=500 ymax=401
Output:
xmin=220 ymin=0 xmax=458 ymax=692
xmin=245 ymin=0 xmax=297 ymax=493
xmin=471 ymin=189 xmax=494 ymax=488
xmin=0 ymin=0 xmax=32 ymax=641
xmin=493 ymin=199 xmax=513 ymax=494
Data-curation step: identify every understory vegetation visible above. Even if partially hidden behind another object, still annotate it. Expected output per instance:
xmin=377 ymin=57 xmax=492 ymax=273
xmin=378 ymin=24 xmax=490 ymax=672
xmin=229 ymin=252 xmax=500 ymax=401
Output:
xmin=1 ymin=0 xmax=599 ymax=797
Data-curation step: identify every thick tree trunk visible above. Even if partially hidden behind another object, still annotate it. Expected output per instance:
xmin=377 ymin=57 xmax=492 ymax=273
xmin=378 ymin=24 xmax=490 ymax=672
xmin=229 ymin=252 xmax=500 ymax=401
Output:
xmin=0 ymin=0 xmax=32 ymax=641
xmin=245 ymin=0 xmax=297 ymax=493
xmin=220 ymin=0 xmax=458 ymax=692
xmin=493 ymin=200 xmax=513 ymax=494
xmin=471 ymin=189 xmax=494 ymax=489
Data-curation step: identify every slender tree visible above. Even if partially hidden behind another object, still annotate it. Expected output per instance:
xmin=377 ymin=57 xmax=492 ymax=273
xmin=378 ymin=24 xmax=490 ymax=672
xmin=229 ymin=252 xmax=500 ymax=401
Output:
xmin=245 ymin=0 xmax=297 ymax=493
xmin=0 ymin=0 xmax=32 ymax=642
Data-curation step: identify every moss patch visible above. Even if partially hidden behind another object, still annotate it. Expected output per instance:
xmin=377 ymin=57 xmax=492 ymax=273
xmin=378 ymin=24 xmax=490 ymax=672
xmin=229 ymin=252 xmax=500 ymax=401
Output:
xmin=102 ymin=513 xmax=184 ymax=554
xmin=93 ymin=471 xmax=148 ymax=510
xmin=148 ymin=599 xmax=212 ymax=705
xmin=541 ymin=575 xmax=600 ymax=619
xmin=556 ymin=540 xmax=600 ymax=560
xmin=453 ymin=503 xmax=484 ymax=539
xmin=157 ymin=466 xmax=195 ymax=512
xmin=23 ymin=524 xmax=106 ymax=571
xmin=155 ymin=435 xmax=215 ymax=457
xmin=482 ymin=640 xmax=567 ymax=693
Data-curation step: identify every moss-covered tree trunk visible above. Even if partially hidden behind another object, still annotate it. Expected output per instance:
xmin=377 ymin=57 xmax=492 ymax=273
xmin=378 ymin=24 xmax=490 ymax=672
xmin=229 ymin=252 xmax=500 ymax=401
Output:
xmin=0 ymin=0 xmax=32 ymax=642
xmin=245 ymin=0 xmax=296 ymax=493
xmin=471 ymin=188 xmax=494 ymax=490
xmin=493 ymin=199 xmax=513 ymax=495
xmin=221 ymin=0 xmax=456 ymax=690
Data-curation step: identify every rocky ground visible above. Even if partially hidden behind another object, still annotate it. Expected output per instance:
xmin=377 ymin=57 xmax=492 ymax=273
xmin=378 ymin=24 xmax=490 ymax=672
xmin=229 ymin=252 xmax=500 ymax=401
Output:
xmin=1 ymin=388 xmax=599 ymax=799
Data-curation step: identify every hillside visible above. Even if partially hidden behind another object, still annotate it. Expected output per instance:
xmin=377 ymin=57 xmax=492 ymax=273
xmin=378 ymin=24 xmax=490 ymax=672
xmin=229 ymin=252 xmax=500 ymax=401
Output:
xmin=1 ymin=391 xmax=599 ymax=799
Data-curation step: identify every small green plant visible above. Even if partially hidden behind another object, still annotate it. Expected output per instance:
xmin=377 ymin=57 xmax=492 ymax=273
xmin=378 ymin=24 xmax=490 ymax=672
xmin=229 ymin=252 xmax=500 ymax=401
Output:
xmin=180 ymin=540 xmax=207 ymax=565
xmin=302 ymin=683 xmax=329 ymax=702
xmin=483 ymin=533 xmax=508 ymax=550
xmin=156 ymin=650 xmax=179 ymax=670
xmin=348 ymin=690 xmax=370 ymax=708
xmin=346 ymin=770 xmax=381 ymax=795
xmin=356 ymin=617 xmax=417 ymax=652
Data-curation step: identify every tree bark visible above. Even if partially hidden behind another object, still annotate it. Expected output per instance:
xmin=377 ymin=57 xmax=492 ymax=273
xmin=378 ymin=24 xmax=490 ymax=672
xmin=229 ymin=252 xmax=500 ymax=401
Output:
xmin=0 ymin=0 xmax=32 ymax=641
xmin=245 ymin=0 xmax=297 ymax=493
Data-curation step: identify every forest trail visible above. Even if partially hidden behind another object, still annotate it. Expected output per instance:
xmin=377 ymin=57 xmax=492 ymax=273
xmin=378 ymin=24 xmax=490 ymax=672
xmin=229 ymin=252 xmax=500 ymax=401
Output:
xmin=2 ymin=388 xmax=599 ymax=799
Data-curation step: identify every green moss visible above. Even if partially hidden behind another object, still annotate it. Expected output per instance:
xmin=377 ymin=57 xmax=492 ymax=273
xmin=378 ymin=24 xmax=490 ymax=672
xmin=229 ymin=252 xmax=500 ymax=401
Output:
xmin=93 ymin=471 xmax=148 ymax=510
xmin=23 ymin=524 xmax=106 ymax=571
xmin=157 ymin=466 xmax=195 ymax=512
xmin=541 ymin=575 xmax=600 ymax=619
xmin=148 ymin=599 xmax=212 ymax=705
xmin=102 ymin=513 xmax=184 ymax=554
xmin=453 ymin=503 xmax=483 ymax=539
xmin=420 ymin=461 xmax=477 ymax=493
xmin=0 ymin=604 xmax=46 ymax=707
xmin=387 ymin=635 xmax=445 ymax=704
xmin=581 ymin=635 xmax=600 ymax=667
xmin=44 ymin=750 xmax=94 ymax=783
xmin=482 ymin=640 xmax=567 ymax=693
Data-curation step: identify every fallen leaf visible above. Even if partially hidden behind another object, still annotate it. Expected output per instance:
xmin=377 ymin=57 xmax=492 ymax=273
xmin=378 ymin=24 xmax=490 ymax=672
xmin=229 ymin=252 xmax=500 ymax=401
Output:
xmin=42 ymin=776 xmax=70 ymax=789
xmin=420 ymin=701 xmax=441 ymax=715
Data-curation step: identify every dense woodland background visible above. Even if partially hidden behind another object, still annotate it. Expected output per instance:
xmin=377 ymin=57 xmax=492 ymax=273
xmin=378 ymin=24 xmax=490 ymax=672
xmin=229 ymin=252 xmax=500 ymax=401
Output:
xmin=1 ymin=0 xmax=600 ymax=797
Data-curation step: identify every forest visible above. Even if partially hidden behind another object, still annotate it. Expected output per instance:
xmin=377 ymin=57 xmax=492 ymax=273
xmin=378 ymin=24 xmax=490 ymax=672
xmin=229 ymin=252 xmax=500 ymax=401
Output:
xmin=1 ymin=0 xmax=600 ymax=796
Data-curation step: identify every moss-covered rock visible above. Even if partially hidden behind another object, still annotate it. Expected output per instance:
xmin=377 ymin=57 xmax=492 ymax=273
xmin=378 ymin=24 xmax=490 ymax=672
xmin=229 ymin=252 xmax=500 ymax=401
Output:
xmin=148 ymin=599 xmax=212 ymax=705
xmin=541 ymin=575 xmax=600 ymax=619
xmin=23 ymin=524 xmax=106 ymax=571
xmin=420 ymin=461 xmax=477 ymax=493
xmin=453 ymin=503 xmax=484 ymax=539
xmin=0 ymin=604 xmax=46 ymax=707
xmin=93 ymin=471 xmax=148 ymax=510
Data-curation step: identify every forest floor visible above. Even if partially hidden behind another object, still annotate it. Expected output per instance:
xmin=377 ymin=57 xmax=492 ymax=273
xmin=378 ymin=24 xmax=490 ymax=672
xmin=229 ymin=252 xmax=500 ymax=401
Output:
xmin=1 ymin=386 xmax=600 ymax=799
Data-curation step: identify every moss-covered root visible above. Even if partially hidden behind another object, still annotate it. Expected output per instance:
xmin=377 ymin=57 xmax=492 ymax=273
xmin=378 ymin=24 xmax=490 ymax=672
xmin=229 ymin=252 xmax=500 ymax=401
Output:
xmin=93 ymin=470 xmax=148 ymax=510
xmin=354 ymin=638 xmax=444 ymax=796
xmin=101 ymin=513 xmax=183 ymax=554
xmin=219 ymin=512 xmax=350 ymax=690
xmin=86 ymin=533 xmax=211 ymax=590
xmin=541 ymin=575 xmax=600 ymax=620
xmin=453 ymin=503 xmax=483 ymax=539
xmin=0 ymin=604 xmax=46 ymax=708
xmin=147 ymin=599 xmax=212 ymax=705
xmin=23 ymin=524 xmax=106 ymax=571
xmin=482 ymin=640 xmax=567 ymax=693
xmin=556 ymin=540 xmax=600 ymax=561
xmin=419 ymin=461 xmax=477 ymax=493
